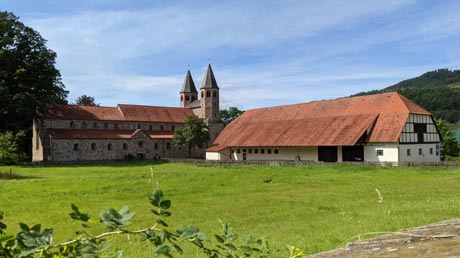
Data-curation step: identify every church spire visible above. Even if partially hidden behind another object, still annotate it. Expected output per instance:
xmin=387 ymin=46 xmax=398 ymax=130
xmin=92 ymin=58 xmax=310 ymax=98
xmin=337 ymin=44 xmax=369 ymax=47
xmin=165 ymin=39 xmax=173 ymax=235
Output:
xmin=180 ymin=69 xmax=198 ymax=93
xmin=201 ymin=63 xmax=219 ymax=89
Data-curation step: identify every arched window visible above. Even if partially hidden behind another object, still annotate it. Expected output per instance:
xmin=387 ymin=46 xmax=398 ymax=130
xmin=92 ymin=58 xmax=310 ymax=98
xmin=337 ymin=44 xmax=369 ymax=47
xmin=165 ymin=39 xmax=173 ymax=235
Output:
xmin=166 ymin=142 xmax=170 ymax=150
xmin=123 ymin=143 xmax=128 ymax=150
xmin=91 ymin=143 xmax=96 ymax=150
xmin=73 ymin=143 xmax=79 ymax=151
xmin=206 ymin=91 xmax=211 ymax=97
xmin=107 ymin=143 xmax=112 ymax=151
xmin=185 ymin=95 xmax=190 ymax=101
xmin=154 ymin=143 xmax=158 ymax=150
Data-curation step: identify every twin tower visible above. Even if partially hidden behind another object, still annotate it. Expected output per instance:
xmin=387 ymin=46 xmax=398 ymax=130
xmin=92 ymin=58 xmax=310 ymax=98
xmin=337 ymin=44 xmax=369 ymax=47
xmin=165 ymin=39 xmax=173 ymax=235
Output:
xmin=179 ymin=64 xmax=220 ymax=123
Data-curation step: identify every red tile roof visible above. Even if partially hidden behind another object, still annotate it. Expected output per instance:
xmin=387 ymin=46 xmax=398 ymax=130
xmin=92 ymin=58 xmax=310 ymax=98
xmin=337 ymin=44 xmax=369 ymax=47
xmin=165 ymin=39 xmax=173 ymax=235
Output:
xmin=49 ymin=129 xmax=175 ymax=139
xmin=43 ymin=104 xmax=193 ymax=123
xmin=210 ymin=92 xmax=431 ymax=150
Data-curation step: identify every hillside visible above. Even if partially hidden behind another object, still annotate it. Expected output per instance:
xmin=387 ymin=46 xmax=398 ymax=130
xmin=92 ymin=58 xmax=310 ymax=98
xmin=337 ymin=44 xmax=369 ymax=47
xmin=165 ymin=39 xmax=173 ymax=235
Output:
xmin=354 ymin=69 xmax=460 ymax=123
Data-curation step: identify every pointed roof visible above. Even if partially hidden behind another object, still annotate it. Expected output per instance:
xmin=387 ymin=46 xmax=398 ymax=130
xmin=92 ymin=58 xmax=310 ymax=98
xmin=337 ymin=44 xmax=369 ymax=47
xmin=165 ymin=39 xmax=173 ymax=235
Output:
xmin=201 ymin=64 xmax=219 ymax=89
xmin=180 ymin=69 xmax=198 ymax=93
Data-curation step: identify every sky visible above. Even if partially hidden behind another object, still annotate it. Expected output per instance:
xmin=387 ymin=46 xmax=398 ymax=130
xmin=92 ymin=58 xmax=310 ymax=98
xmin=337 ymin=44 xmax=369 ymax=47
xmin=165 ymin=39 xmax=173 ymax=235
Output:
xmin=2 ymin=0 xmax=460 ymax=110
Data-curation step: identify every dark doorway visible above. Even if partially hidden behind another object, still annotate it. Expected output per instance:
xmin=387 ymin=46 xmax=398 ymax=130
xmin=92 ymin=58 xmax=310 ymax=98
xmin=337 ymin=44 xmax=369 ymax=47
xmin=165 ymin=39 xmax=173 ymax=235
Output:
xmin=342 ymin=146 xmax=364 ymax=162
xmin=318 ymin=146 xmax=338 ymax=162
xmin=137 ymin=153 xmax=145 ymax=160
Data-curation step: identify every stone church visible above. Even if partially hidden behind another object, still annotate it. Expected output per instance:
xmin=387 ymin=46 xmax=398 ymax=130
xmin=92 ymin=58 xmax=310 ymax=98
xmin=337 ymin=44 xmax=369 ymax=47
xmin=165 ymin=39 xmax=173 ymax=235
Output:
xmin=32 ymin=64 xmax=225 ymax=162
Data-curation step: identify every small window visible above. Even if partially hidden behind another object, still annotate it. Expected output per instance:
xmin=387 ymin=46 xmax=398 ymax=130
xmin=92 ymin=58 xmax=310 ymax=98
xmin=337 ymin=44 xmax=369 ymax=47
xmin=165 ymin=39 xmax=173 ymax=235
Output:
xmin=91 ymin=143 xmax=96 ymax=151
xmin=137 ymin=124 xmax=141 ymax=129
xmin=267 ymin=149 xmax=272 ymax=154
xmin=154 ymin=143 xmax=159 ymax=150
xmin=407 ymin=149 xmax=411 ymax=156
xmin=181 ymin=96 xmax=183 ymax=101
xmin=430 ymin=148 xmax=433 ymax=155
xmin=376 ymin=149 xmax=383 ymax=156
xmin=160 ymin=125 xmax=164 ymax=131
xmin=73 ymin=143 xmax=79 ymax=151
xmin=213 ymin=92 xmax=217 ymax=97
xmin=419 ymin=148 xmax=423 ymax=155
xmin=138 ymin=141 xmax=143 ymax=147
xmin=149 ymin=125 xmax=153 ymax=131
xmin=114 ymin=123 xmax=118 ymax=129
xmin=185 ymin=95 xmax=190 ymax=101
xmin=70 ymin=121 xmax=74 ymax=128
xmin=201 ymin=92 xmax=204 ymax=98
xmin=243 ymin=149 xmax=247 ymax=153
xmin=248 ymin=149 xmax=252 ymax=154
xmin=274 ymin=149 xmax=279 ymax=154
xmin=231 ymin=149 xmax=235 ymax=154
xmin=206 ymin=91 xmax=211 ymax=97
xmin=237 ymin=149 xmax=241 ymax=154
xmin=107 ymin=143 xmax=112 ymax=151
xmin=82 ymin=122 xmax=87 ymax=128
xmin=261 ymin=149 xmax=265 ymax=154
xmin=123 ymin=143 xmax=128 ymax=150
xmin=93 ymin=122 xmax=97 ymax=128
xmin=192 ymin=96 xmax=196 ymax=101
xmin=172 ymin=125 xmax=175 ymax=131
xmin=254 ymin=149 xmax=259 ymax=154
xmin=104 ymin=122 xmax=108 ymax=129
xmin=166 ymin=142 xmax=170 ymax=150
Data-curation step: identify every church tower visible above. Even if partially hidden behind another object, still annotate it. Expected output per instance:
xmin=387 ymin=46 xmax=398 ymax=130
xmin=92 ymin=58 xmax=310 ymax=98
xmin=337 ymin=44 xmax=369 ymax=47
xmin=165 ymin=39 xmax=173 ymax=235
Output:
xmin=180 ymin=69 xmax=198 ymax=108
xmin=200 ymin=64 xmax=220 ymax=122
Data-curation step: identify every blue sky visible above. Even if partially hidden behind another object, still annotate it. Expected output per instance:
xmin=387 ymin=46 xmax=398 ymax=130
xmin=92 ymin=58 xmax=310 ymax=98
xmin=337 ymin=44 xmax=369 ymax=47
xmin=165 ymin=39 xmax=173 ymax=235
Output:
xmin=3 ymin=0 xmax=460 ymax=110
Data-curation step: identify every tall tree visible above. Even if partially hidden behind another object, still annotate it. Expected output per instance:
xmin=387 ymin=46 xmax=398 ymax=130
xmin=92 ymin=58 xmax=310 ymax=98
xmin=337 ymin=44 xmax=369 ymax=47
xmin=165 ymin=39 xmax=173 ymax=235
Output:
xmin=0 ymin=12 xmax=68 ymax=160
xmin=75 ymin=95 xmax=99 ymax=106
xmin=219 ymin=107 xmax=244 ymax=125
xmin=173 ymin=115 xmax=210 ymax=157
xmin=435 ymin=118 xmax=460 ymax=158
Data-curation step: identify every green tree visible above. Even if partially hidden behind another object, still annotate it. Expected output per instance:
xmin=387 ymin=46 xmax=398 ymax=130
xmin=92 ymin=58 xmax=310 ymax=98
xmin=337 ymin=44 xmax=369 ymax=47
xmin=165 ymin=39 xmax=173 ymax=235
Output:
xmin=0 ymin=132 xmax=20 ymax=164
xmin=219 ymin=107 xmax=244 ymax=125
xmin=0 ymin=11 xmax=68 ymax=159
xmin=435 ymin=118 xmax=460 ymax=158
xmin=173 ymin=115 xmax=210 ymax=157
xmin=75 ymin=94 xmax=99 ymax=106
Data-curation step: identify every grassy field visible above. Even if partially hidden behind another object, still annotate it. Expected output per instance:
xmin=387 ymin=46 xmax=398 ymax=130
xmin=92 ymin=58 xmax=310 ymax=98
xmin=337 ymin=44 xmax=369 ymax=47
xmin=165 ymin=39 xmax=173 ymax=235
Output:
xmin=1 ymin=162 xmax=460 ymax=257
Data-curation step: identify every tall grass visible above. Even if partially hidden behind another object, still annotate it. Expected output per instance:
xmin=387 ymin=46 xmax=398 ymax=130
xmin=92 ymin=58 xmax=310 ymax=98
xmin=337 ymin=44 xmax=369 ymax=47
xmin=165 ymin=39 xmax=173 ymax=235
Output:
xmin=1 ymin=162 xmax=460 ymax=256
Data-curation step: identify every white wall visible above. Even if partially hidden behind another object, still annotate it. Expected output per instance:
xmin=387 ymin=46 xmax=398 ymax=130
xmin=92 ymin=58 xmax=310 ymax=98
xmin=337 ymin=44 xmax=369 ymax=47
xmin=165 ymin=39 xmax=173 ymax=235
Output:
xmin=229 ymin=146 xmax=318 ymax=161
xmin=364 ymin=144 xmax=399 ymax=163
xmin=206 ymin=149 xmax=231 ymax=161
xmin=399 ymin=143 xmax=440 ymax=163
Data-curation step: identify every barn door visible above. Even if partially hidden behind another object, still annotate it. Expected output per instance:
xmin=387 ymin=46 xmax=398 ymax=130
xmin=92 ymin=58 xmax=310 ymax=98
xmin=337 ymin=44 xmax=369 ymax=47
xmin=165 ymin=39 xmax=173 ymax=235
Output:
xmin=318 ymin=146 xmax=338 ymax=162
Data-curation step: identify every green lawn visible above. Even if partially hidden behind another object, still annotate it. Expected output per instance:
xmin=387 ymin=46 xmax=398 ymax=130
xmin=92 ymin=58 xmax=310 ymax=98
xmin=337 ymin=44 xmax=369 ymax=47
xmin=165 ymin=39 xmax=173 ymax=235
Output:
xmin=1 ymin=162 xmax=460 ymax=257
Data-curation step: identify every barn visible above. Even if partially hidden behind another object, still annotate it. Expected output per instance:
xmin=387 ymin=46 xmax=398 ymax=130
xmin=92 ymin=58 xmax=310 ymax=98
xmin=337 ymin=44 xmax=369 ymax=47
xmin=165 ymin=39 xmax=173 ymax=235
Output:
xmin=206 ymin=92 xmax=441 ymax=163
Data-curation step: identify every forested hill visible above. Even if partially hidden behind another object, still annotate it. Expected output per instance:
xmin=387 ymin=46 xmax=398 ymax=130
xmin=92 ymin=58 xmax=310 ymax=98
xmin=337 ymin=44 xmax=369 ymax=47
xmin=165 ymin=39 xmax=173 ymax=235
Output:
xmin=354 ymin=69 xmax=460 ymax=123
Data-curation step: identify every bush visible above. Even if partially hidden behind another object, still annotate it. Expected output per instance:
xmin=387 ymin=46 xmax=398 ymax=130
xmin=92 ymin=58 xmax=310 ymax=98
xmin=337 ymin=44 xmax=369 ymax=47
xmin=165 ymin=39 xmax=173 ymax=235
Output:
xmin=0 ymin=132 xmax=20 ymax=164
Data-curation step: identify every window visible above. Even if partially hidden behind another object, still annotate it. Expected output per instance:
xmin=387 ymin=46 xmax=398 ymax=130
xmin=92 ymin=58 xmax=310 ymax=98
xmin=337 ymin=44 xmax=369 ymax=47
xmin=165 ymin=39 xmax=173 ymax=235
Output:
xmin=181 ymin=96 xmax=183 ymax=101
xmin=149 ymin=125 xmax=153 ymax=131
xmin=206 ymin=91 xmax=210 ymax=97
xmin=419 ymin=148 xmax=423 ymax=155
xmin=82 ymin=122 xmax=87 ymax=128
xmin=414 ymin=123 xmax=427 ymax=143
xmin=430 ymin=148 xmax=433 ymax=155
xmin=267 ymin=149 xmax=272 ymax=154
xmin=274 ymin=149 xmax=279 ymax=154
xmin=123 ymin=143 xmax=128 ymax=150
xmin=114 ymin=123 xmax=118 ymax=129
xmin=73 ymin=143 xmax=79 ymax=151
xmin=160 ymin=125 xmax=164 ymax=131
xmin=70 ymin=121 xmax=74 ymax=128
xmin=137 ymin=124 xmax=141 ymax=129
xmin=231 ymin=149 xmax=235 ymax=153
xmin=138 ymin=141 xmax=143 ymax=147
xmin=192 ymin=96 xmax=196 ymax=101
xmin=261 ymin=149 xmax=265 ymax=154
xmin=376 ymin=149 xmax=383 ymax=156
xmin=185 ymin=95 xmax=190 ymax=101
xmin=237 ymin=149 xmax=241 ymax=154
xmin=154 ymin=143 xmax=159 ymax=150
xmin=91 ymin=143 xmax=96 ymax=151
xmin=93 ymin=122 xmax=97 ymax=128
xmin=104 ymin=123 xmax=108 ymax=129
xmin=107 ymin=143 xmax=112 ymax=151
xmin=213 ymin=92 xmax=217 ymax=97
xmin=243 ymin=149 xmax=247 ymax=153
xmin=248 ymin=149 xmax=252 ymax=154
xmin=254 ymin=149 xmax=259 ymax=154
xmin=172 ymin=125 xmax=175 ymax=131
xmin=166 ymin=142 xmax=170 ymax=150
xmin=407 ymin=149 xmax=411 ymax=156
xmin=201 ymin=92 xmax=204 ymax=98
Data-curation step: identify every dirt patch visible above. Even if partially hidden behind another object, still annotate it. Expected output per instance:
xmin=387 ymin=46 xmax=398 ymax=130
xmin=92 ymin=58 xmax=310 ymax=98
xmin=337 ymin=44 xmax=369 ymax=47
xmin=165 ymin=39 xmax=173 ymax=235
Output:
xmin=306 ymin=219 xmax=460 ymax=257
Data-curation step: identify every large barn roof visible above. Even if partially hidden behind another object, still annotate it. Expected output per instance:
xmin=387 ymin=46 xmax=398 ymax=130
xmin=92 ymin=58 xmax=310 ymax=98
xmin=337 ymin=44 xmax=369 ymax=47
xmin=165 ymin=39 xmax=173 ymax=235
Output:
xmin=210 ymin=92 xmax=431 ymax=149
xmin=43 ymin=104 xmax=193 ymax=123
